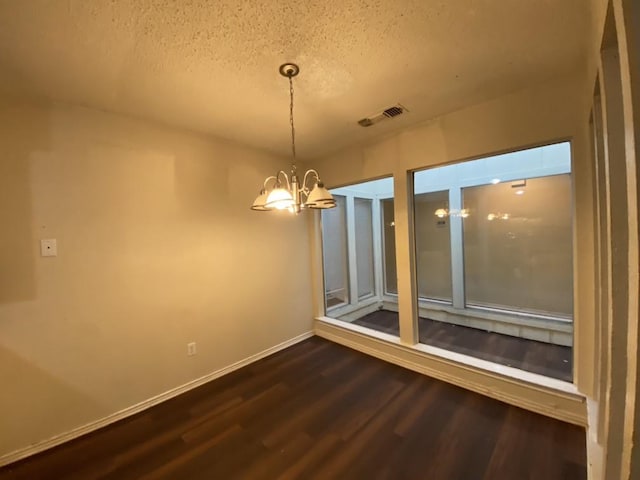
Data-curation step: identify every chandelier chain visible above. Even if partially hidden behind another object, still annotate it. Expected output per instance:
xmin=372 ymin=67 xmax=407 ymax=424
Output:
xmin=289 ymin=75 xmax=296 ymax=173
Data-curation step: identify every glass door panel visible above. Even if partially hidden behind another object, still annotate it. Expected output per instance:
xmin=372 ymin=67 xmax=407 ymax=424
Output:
xmin=321 ymin=195 xmax=349 ymax=310
xmin=414 ymin=190 xmax=453 ymax=303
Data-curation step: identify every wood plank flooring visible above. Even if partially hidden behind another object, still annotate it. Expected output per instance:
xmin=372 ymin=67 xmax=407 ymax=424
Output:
xmin=353 ymin=310 xmax=573 ymax=381
xmin=0 ymin=337 xmax=586 ymax=480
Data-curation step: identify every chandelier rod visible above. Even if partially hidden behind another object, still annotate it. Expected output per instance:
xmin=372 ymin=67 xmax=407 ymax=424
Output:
xmin=288 ymin=74 xmax=296 ymax=174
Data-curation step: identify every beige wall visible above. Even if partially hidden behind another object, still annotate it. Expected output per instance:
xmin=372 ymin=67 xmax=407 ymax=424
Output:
xmin=310 ymin=74 xmax=585 ymax=187
xmin=0 ymin=98 xmax=313 ymax=458
xmin=621 ymin=2 xmax=640 ymax=477
xmin=583 ymin=0 xmax=640 ymax=478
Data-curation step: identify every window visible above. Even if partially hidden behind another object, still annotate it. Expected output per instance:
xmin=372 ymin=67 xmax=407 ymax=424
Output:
xmin=463 ymin=175 xmax=573 ymax=317
xmin=321 ymin=178 xmax=397 ymax=335
xmin=411 ymin=143 xmax=573 ymax=381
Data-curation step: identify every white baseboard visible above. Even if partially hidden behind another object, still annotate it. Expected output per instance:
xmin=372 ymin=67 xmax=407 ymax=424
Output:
xmin=0 ymin=331 xmax=314 ymax=467
xmin=315 ymin=319 xmax=586 ymax=426
xmin=587 ymin=433 xmax=604 ymax=480
xmin=586 ymin=397 xmax=603 ymax=480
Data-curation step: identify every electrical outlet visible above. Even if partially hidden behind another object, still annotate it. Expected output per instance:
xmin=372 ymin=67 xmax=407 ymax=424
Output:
xmin=187 ymin=342 xmax=197 ymax=356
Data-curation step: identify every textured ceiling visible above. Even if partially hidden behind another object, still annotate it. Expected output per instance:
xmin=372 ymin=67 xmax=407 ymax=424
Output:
xmin=0 ymin=0 xmax=589 ymax=159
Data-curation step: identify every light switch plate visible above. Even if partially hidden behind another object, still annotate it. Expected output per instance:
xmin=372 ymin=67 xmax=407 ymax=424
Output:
xmin=40 ymin=239 xmax=57 ymax=257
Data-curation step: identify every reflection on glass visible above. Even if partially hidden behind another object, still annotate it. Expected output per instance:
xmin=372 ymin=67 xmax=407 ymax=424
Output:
xmin=321 ymin=195 xmax=349 ymax=309
xmin=382 ymin=198 xmax=397 ymax=295
xmin=463 ymin=175 xmax=573 ymax=317
xmin=355 ymin=198 xmax=375 ymax=299
xmin=414 ymin=190 xmax=452 ymax=302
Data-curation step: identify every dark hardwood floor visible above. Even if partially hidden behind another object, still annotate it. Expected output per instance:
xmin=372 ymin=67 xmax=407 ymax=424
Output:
xmin=0 ymin=337 xmax=585 ymax=480
xmin=353 ymin=310 xmax=573 ymax=382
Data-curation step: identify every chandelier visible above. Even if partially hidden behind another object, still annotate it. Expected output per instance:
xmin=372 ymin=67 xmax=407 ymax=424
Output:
xmin=251 ymin=63 xmax=336 ymax=213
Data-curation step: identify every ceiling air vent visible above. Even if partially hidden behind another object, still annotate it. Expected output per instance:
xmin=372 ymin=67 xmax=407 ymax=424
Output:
xmin=358 ymin=103 xmax=408 ymax=127
xmin=383 ymin=106 xmax=403 ymax=117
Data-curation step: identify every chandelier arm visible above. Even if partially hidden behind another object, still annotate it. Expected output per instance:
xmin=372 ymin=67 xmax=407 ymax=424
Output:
xmin=298 ymin=187 xmax=310 ymax=204
xmin=276 ymin=170 xmax=291 ymax=190
xmin=301 ymin=169 xmax=320 ymax=190
xmin=262 ymin=175 xmax=278 ymax=190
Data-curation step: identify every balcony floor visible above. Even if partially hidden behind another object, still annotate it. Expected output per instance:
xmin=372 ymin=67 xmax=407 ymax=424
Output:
xmin=353 ymin=310 xmax=572 ymax=382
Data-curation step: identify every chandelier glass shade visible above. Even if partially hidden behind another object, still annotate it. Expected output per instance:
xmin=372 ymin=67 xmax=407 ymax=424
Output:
xmin=251 ymin=63 xmax=336 ymax=213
